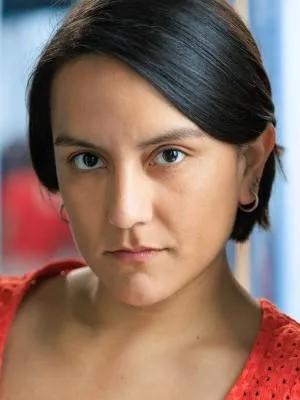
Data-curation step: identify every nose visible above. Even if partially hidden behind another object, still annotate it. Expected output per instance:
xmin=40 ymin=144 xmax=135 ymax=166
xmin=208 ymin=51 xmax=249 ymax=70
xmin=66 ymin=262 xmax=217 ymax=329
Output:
xmin=106 ymin=166 xmax=153 ymax=229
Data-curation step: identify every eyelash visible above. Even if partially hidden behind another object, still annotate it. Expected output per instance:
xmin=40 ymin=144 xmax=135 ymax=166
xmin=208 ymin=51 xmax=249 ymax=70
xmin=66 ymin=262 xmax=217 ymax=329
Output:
xmin=68 ymin=147 xmax=189 ymax=171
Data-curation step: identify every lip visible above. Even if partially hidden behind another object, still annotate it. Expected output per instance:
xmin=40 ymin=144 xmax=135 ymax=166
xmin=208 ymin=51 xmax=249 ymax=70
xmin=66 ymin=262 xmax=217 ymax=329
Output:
xmin=109 ymin=246 xmax=161 ymax=253
xmin=106 ymin=249 xmax=164 ymax=263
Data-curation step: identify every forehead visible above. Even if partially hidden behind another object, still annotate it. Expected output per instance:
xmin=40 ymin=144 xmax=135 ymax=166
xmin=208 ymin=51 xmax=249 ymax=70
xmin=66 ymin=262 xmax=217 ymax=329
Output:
xmin=50 ymin=55 xmax=200 ymax=143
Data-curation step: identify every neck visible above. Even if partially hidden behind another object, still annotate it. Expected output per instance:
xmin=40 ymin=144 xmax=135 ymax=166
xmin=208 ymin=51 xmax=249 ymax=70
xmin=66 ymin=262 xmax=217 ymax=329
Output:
xmin=66 ymin=251 xmax=261 ymax=353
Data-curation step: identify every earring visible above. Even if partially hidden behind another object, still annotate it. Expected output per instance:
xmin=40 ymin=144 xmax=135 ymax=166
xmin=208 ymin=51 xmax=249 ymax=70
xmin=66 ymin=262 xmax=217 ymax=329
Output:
xmin=239 ymin=178 xmax=260 ymax=213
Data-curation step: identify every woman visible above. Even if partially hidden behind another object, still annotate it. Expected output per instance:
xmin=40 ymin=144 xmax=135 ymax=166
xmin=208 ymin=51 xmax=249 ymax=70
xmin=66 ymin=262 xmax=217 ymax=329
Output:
xmin=0 ymin=0 xmax=299 ymax=398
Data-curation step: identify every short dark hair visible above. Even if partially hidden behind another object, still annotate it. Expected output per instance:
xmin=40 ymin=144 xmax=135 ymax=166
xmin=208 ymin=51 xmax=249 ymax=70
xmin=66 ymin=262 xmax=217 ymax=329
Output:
xmin=27 ymin=0 xmax=284 ymax=243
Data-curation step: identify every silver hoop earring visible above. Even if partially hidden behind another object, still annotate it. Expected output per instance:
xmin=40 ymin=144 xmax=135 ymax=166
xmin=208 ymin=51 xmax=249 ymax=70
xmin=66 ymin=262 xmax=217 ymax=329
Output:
xmin=239 ymin=191 xmax=259 ymax=213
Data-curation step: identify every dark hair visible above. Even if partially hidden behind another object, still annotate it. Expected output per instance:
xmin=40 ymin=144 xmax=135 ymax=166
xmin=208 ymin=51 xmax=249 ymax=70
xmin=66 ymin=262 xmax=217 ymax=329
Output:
xmin=27 ymin=0 xmax=284 ymax=243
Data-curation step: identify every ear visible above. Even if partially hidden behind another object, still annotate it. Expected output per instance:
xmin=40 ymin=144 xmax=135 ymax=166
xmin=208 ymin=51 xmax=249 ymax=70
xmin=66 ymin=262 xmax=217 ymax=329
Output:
xmin=238 ymin=123 xmax=276 ymax=206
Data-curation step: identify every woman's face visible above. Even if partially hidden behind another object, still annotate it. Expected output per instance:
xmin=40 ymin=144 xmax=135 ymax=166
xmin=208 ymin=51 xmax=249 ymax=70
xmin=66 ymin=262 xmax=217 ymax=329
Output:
xmin=51 ymin=55 xmax=247 ymax=306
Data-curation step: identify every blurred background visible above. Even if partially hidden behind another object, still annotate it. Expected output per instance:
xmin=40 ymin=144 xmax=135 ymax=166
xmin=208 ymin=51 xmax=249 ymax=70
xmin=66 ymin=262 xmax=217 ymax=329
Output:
xmin=0 ymin=0 xmax=299 ymax=319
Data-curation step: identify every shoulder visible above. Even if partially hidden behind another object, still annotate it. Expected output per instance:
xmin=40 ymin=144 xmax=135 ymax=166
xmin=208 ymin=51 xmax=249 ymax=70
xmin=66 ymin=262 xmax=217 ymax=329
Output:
xmin=0 ymin=258 xmax=86 ymax=311
xmin=227 ymin=299 xmax=300 ymax=399
xmin=260 ymin=298 xmax=300 ymax=353
xmin=0 ymin=258 xmax=86 ymax=368
xmin=255 ymin=299 xmax=300 ymax=395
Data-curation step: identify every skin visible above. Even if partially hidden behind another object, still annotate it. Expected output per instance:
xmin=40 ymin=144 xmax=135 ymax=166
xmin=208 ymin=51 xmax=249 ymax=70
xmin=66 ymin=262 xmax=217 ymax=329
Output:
xmin=51 ymin=52 xmax=274 ymax=307
xmin=0 ymin=55 xmax=276 ymax=399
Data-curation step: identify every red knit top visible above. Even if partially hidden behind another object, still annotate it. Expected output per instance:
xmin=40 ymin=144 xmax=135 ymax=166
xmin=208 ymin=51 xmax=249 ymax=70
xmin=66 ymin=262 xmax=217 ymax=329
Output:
xmin=0 ymin=259 xmax=299 ymax=399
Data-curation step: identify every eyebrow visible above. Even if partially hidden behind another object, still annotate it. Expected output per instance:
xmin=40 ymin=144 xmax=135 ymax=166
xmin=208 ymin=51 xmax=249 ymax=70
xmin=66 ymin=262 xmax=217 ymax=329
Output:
xmin=53 ymin=127 xmax=204 ymax=151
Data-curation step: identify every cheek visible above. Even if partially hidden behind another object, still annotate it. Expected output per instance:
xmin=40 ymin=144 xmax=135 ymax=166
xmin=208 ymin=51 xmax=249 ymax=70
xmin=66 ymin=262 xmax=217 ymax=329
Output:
xmin=162 ymin=158 xmax=239 ymax=247
xmin=57 ymin=177 xmax=107 ymax=254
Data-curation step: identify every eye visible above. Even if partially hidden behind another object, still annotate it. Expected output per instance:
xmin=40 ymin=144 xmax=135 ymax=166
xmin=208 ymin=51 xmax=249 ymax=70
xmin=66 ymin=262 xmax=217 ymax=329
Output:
xmin=153 ymin=148 xmax=187 ymax=166
xmin=70 ymin=152 xmax=104 ymax=170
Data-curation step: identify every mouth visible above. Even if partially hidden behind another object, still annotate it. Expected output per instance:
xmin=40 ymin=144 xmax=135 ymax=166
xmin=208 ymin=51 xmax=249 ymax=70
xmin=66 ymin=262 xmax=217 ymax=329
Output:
xmin=107 ymin=246 xmax=163 ymax=253
xmin=105 ymin=248 xmax=165 ymax=263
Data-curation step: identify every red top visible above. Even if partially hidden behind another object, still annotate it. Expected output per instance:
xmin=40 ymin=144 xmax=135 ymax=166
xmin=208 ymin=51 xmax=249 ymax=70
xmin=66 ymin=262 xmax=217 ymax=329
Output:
xmin=0 ymin=259 xmax=299 ymax=399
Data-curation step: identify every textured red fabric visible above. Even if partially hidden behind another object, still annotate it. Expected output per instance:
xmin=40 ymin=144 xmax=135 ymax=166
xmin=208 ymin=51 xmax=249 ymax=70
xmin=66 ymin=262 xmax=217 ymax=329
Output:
xmin=0 ymin=259 xmax=299 ymax=398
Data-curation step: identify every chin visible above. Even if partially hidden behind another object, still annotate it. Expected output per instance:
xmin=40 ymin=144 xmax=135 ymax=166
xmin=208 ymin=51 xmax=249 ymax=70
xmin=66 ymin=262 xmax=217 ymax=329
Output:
xmin=119 ymin=295 xmax=167 ymax=307
xmin=113 ymin=276 xmax=170 ymax=307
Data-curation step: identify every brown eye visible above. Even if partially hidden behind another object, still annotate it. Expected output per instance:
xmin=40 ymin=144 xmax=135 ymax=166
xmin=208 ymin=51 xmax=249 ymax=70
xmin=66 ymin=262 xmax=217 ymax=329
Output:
xmin=153 ymin=148 xmax=187 ymax=166
xmin=71 ymin=152 xmax=103 ymax=170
